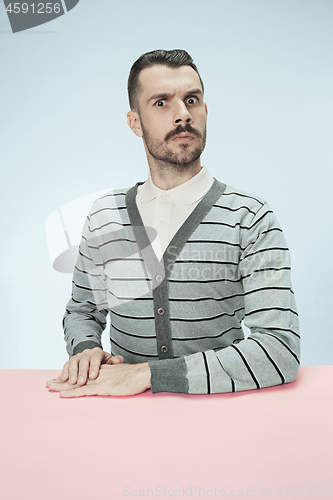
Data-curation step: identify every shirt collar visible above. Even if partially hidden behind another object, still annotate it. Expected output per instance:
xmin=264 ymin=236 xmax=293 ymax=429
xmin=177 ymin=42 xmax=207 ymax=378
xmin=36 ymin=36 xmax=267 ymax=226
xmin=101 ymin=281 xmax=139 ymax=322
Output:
xmin=137 ymin=166 xmax=214 ymax=205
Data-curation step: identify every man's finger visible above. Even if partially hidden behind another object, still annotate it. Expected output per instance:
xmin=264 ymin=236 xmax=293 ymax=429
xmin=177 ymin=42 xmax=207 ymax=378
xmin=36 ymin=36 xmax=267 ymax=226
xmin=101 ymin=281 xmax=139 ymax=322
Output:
xmin=67 ymin=355 xmax=81 ymax=384
xmin=46 ymin=376 xmax=63 ymax=386
xmin=60 ymin=384 xmax=97 ymax=398
xmin=47 ymin=380 xmax=80 ymax=392
xmin=110 ymin=355 xmax=125 ymax=365
xmin=88 ymin=349 xmax=105 ymax=380
xmin=77 ymin=355 xmax=92 ymax=385
xmin=60 ymin=361 xmax=69 ymax=381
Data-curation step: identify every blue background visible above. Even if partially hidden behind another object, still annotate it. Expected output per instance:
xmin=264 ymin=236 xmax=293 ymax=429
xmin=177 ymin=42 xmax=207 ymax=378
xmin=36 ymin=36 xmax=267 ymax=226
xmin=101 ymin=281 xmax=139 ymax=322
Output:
xmin=0 ymin=0 xmax=332 ymax=369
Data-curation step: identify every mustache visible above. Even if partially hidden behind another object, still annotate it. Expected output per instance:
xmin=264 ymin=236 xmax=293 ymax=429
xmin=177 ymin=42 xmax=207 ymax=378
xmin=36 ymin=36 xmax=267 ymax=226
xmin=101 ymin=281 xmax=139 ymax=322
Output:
xmin=165 ymin=123 xmax=202 ymax=141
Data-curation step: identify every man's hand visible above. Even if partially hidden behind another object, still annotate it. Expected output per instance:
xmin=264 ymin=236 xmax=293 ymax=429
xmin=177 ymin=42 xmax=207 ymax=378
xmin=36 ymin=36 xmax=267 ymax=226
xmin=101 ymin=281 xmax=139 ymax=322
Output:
xmin=47 ymin=347 xmax=124 ymax=388
xmin=46 ymin=362 xmax=151 ymax=398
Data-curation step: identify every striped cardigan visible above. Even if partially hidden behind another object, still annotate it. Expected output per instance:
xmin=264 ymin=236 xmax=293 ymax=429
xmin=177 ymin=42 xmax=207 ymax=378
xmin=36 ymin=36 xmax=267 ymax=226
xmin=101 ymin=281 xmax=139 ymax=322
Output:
xmin=63 ymin=178 xmax=300 ymax=394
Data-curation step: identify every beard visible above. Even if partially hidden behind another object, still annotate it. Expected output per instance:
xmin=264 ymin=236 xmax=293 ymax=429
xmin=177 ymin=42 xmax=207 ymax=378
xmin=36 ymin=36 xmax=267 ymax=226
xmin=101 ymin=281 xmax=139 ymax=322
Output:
xmin=141 ymin=121 xmax=207 ymax=170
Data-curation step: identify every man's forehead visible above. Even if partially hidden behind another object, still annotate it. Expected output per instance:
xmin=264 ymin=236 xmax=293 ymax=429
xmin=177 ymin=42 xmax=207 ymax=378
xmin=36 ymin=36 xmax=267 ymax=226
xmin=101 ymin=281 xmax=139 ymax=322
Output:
xmin=138 ymin=65 xmax=203 ymax=97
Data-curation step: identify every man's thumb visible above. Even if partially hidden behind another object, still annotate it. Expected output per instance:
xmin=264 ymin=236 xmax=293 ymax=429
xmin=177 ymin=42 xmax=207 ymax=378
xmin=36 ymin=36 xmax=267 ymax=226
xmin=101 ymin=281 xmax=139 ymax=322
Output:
xmin=110 ymin=355 xmax=125 ymax=364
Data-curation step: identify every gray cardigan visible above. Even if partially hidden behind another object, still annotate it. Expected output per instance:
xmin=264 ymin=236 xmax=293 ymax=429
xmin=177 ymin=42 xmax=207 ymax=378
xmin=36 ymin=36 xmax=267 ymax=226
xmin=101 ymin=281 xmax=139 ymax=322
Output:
xmin=63 ymin=178 xmax=300 ymax=394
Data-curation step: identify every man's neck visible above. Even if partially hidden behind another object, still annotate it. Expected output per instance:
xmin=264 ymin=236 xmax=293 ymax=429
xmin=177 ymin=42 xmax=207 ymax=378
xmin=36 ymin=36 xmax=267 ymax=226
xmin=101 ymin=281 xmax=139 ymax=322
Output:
xmin=147 ymin=158 xmax=202 ymax=190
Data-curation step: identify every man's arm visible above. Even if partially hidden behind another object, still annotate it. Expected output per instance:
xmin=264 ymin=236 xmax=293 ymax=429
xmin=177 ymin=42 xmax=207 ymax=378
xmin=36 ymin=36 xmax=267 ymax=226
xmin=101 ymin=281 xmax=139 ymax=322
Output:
xmin=147 ymin=202 xmax=300 ymax=394
xmin=47 ymin=200 xmax=153 ymax=395
xmin=63 ymin=215 xmax=109 ymax=356
xmin=58 ymin=214 xmax=118 ymax=385
xmin=49 ymin=201 xmax=299 ymax=397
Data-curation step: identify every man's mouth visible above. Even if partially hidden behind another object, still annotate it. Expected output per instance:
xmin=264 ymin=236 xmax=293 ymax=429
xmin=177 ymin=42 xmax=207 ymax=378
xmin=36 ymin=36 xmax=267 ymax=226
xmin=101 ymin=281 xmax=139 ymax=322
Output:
xmin=165 ymin=125 xmax=200 ymax=142
xmin=172 ymin=133 xmax=195 ymax=142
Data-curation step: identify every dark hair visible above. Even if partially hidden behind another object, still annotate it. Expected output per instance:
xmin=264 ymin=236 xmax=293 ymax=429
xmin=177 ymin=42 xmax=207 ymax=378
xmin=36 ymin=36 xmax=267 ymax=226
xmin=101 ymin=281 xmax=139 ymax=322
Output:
xmin=127 ymin=49 xmax=204 ymax=112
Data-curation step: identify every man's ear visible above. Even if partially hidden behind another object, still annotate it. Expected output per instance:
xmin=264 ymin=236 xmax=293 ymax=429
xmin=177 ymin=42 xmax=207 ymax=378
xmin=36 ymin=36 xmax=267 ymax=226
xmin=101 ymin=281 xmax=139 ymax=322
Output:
xmin=204 ymin=102 xmax=208 ymax=116
xmin=127 ymin=111 xmax=143 ymax=138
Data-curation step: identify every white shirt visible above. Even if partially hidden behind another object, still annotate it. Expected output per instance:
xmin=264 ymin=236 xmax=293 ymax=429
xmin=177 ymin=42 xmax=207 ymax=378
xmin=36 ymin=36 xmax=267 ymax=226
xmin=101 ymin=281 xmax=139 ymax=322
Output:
xmin=136 ymin=166 xmax=214 ymax=260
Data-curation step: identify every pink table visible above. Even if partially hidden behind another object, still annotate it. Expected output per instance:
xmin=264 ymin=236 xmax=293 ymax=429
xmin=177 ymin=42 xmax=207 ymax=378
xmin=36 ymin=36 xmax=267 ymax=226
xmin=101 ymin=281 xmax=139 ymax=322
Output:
xmin=0 ymin=367 xmax=332 ymax=500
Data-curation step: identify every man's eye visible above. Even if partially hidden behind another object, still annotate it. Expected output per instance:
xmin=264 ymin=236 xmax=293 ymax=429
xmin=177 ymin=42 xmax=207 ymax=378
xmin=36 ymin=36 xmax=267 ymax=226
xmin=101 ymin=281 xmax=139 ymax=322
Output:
xmin=186 ymin=96 xmax=198 ymax=105
xmin=155 ymin=99 xmax=167 ymax=107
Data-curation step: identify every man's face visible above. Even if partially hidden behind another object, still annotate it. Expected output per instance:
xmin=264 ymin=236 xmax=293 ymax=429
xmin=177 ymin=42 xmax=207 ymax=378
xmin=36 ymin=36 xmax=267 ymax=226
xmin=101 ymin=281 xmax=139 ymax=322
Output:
xmin=135 ymin=65 xmax=208 ymax=167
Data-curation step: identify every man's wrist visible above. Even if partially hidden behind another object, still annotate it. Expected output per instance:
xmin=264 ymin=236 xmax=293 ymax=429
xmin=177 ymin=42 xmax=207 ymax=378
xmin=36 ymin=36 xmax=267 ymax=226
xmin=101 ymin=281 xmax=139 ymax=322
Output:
xmin=137 ymin=362 xmax=151 ymax=390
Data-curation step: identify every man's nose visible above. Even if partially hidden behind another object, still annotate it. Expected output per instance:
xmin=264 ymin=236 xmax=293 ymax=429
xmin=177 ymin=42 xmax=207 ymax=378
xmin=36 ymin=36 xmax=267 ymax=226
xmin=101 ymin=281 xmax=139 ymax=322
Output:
xmin=173 ymin=101 xmax=192 ymax=125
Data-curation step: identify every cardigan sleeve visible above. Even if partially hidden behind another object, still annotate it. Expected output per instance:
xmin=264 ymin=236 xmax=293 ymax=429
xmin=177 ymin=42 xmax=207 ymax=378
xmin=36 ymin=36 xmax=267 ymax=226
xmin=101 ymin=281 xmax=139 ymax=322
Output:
xmin=148 ymin=202 xmax=301 ymax=394
xmin=62 ymin=215 xmax=109 ymax=357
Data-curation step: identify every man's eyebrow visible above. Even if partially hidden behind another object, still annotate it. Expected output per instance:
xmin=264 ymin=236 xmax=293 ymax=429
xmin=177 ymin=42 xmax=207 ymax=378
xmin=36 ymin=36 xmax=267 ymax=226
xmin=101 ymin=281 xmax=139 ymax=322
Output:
xmin=147 ymin=88 xmax=203 ymax=104
xmin=185 ymin=88 xmax=203 ymax=96
xmin=147 ymin=92 xmax=173 ymax=104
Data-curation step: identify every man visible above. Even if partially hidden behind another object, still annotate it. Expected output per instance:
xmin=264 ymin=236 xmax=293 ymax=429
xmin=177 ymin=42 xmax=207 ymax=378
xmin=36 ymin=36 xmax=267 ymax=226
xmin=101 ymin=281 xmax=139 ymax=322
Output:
xmin=47 ymin=49 xmax=300 ymax=398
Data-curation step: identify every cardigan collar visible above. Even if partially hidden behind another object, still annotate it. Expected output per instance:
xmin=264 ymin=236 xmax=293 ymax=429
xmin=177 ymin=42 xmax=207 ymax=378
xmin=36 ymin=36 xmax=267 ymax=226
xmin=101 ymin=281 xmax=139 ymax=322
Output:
xmin=126 ymin=177 xmax=226 ymax=273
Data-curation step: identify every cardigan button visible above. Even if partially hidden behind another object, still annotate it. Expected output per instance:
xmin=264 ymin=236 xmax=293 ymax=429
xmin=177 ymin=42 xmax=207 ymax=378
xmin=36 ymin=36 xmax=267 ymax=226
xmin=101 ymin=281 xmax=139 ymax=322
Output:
xmin=157 ymin=307 xmax=165 ymax=315
xmin=156 ymin=274 xmax=163 ymax=282
xmin=160 ymin=345 xmax=169 ymax=353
